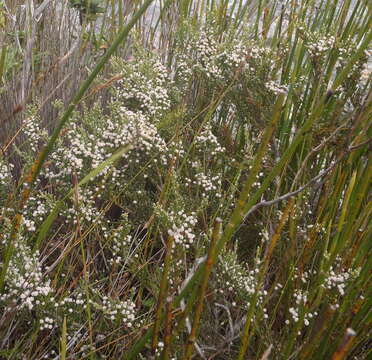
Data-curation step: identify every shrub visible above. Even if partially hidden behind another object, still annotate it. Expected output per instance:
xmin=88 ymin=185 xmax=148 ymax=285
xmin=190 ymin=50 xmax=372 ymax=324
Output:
xmin=0 ymin=0 xmax=371 ymax=359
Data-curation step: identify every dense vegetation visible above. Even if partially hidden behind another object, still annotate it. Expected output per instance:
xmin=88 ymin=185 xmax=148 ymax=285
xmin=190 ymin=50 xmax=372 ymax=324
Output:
xmin=0 ymin=0 xmax=371 ymax=359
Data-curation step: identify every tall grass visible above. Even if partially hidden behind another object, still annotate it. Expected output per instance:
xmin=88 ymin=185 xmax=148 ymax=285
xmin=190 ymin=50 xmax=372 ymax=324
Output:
xmin=0 ymin=0 xmax=371 ymax=359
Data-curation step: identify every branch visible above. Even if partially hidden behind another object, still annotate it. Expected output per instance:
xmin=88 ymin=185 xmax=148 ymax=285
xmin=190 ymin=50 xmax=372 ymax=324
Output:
xmin=243 ymin=138 xmax=369 ymax=219
xmin=291 ymin=120 xmax=350 ymax=190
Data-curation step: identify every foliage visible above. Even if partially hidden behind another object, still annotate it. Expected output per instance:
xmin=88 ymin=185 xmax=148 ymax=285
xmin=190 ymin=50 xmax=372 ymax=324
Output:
xmin=0 ymin=0 xmax=371 ymax=359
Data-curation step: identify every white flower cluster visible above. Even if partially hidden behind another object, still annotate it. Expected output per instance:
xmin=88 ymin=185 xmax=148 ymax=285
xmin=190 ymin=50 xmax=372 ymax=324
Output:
xmin=306 ymin=35 xmax=335 ymax=57
xmin=252 ymin=170 xmax=265 ymax=188
xmin=284 ymin=261 xmax=359 ymax=328
xmin=167 ymin=210 xmax=198 ymax=249
xmin=97 ymin=295 xmax=136 ymax=327
xmin=265 ymin=80 xmax=288 ymax=95
xmin=216 ymin=251 xmax=267 ymax=309
xmin=155 ymin=341 xmax=164 ymax=357
xmin=169 ymin=139 xmax=186 ymax=160
xmin=193 ymin=171 xmax=222 ymax=198
xmin=285 ymin=289 xmax=317 ymax=327
xmin=153 ymin=341 xmax=177 ymax=359
xmin=322 ymin=265 xmax=360 ymax=297
xmin=217 ymin=41 xmax=248 ymax=70
xmin=0 ymin=237 xmax=53 ymax=311
xmin=0 ymin=157 xmax=13 ymax=189
xmin=195 ymin=124 xmax=225 ymax=156
xmin=359 ymin=49 xmax=371 ymax=85
xmin=335 ymin=44 xmax=370 ymax=92
xmin=57 ymin=293 xmax=85 ymax=313
xmin=293 ymin=267 xmax=317 ymax=283
xmin=39 ymin=123 xmax=87 ymax=181
xmin=36 ymin=291 xmax=85 ymax=334
xmin=287 ymin=307 xmax=316 ymax=327
xmin=39 ymin=316 xmax=55 ymax=330
xmin=294 ymin=289 xmax=308 ymax=305
xmin=52 ymin=290 xmax=136 ymax=331
xmin=22 ymin=195 xmax=50 ymax=232
xmin=182 ymin=31 xmax=276 ymax=82
xmin=360 ymin=63 xmax=371 ymax=85
xmin=107 ymin=225 xmax=133 ymax=265
xmin=249 ymin=44 xmax=275 ymax=63
xmin=18 ymin=60 xmax=171 ymax=213
xmin=114 ymin=108 xmax=168 ymax=162
xmin=22 ymin=215 xmax=36 ymax=232
xmin=113 ymin=55 xmax=171 ymax=118
xmin=64 ymin=187 xmax=102 ymax=225
xmin=190 ymin=31 xmax=223 ymax=80
xmin=288 ymin=306 xmax=299 ymax=323
xmin=44 ymin=108 xmax=168 ymax=185
xmin=23 ymin=115 xmax=47 ymax=153
xmin=175 ymin=55 xmax=193 ymax=88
